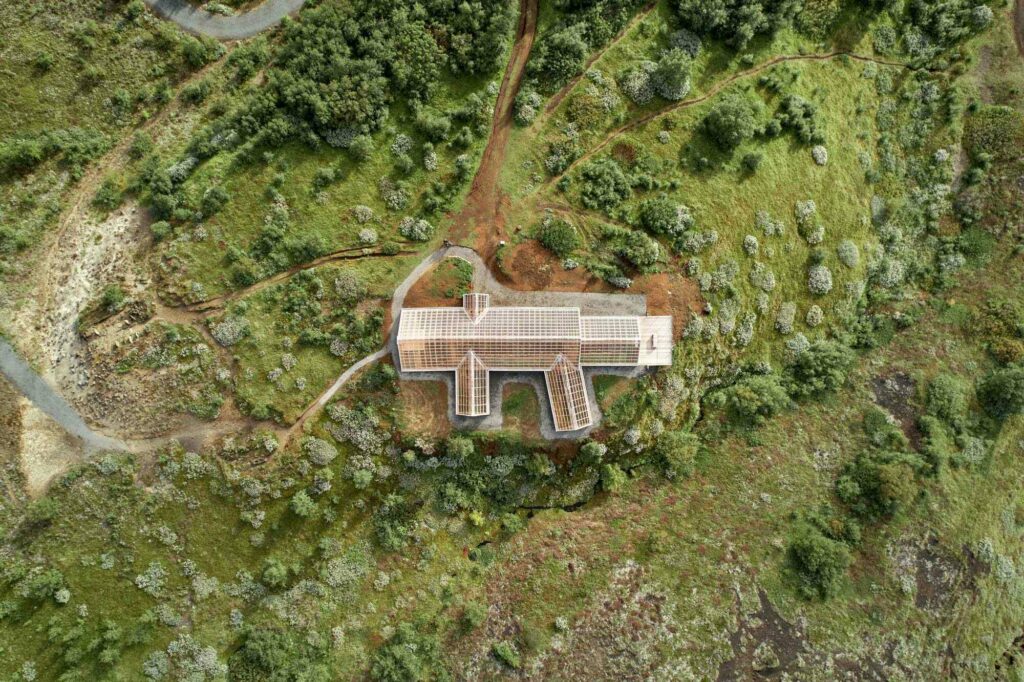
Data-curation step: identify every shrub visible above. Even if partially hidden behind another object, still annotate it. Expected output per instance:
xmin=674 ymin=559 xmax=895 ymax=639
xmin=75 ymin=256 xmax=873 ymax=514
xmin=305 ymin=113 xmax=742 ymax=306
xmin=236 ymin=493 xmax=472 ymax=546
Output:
xmin=370 ymin=623 xmax=447 ymax=681
xmin=742 ymin=152 xmax=763 ymax=172
xmin=536 ymin=218 xmax=581 ymax=257
xmin=978 ymin=365 xmax=1024 ymax=421
xmin=721 ymin=374 xmax=792 ymax=425
xmin=787 ymin=524 xmax=850 ymax=600
xmin=963 ymin=105 xmax=1024 ymax=162
xmin=835 ymin=450 xmax=922 ymax=521
xmin=636 ymin=197 xmax=692 ymax=238
xmin=925 ymin=373 xmax=968 ymax=425
xmin=618 ymin=62 xmax=656 ymax=105
xmin=651 ymin=48 xmax=692 ymax=101
xmin=774 ymin=94 xmax=824 ymax=144
xmin=600 ymin=463 xmax=628 ymax=492
xmin=229 ymin=627 xmax=329 ymax=681
xmin=776 ymin=302 xmax=796 ymax=334
xmin=787 ymin=341 xmax=855 ymax=398
xmin=806 ymin=305 xmax=824 ymax=327
xmin=703 ymin=93 xmax=762 ymax=151
xmin=289 ymin=490 xmax=317 ymax=518
xmin=492 ymin=641 xmax=521 ymax=669
xmin=675 ymin=0 xmax=801 ymax=48
xmin=302 ymin=437 xmax=338 ymax=466
xmin=807 ymin=265 xmax=833 ymax=295
xmin=579 ymin=157 xmax=632 ymax=210
xmin=529 ymin=27 xmax=588 ymax=90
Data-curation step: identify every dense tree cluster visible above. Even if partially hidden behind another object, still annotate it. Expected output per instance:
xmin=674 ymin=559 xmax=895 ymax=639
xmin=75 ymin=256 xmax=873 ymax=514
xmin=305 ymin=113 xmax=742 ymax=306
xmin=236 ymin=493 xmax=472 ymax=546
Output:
xmin=674 ymin=0 xmax=803 ymax=49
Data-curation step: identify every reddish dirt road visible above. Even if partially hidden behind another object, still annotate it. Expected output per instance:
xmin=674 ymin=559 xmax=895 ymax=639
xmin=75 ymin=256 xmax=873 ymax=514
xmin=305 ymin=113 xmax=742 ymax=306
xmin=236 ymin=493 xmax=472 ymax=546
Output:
xmin=449 ymin=0 xmax=538 ymax=264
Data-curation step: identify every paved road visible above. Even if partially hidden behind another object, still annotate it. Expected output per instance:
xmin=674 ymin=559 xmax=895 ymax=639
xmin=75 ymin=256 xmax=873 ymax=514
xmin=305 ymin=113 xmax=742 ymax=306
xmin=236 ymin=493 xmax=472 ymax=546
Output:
xmin=0 ymin=339 xmax=125 ymax=452
xmin=143 ymin=0 xmax=305 ymax=40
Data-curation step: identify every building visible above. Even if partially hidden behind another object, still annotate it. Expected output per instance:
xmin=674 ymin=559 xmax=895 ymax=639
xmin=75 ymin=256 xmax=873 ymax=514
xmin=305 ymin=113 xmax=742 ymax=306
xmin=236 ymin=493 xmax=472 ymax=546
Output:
xmin=396 ymin=293 xmax=673 ymax=432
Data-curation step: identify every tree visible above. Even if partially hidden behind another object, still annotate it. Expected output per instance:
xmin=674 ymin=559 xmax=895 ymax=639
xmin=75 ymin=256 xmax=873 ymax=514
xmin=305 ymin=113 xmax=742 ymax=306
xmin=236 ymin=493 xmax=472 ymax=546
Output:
xmin=926 ymin=373 xmax=968 ymax=425
xmin=529 ymin=26 xmax=588 ymax=89
xmin=978 ymin=364 xmax=1024 ymax=420
xmin=536 ymin=218 xmax=581 ymax=257
xmin=600 ymin=463 xmax=628 ymax=492
xmin=722 ymin=374 xmax=792 ymax=425
xmin=229 ymin=627 xmax=330 ymax=681
xmin=835 ymin=451 xmax=922 ymax=521
xmin=580 ymin=157 xmax=632 ymax=210
xmin=675 ymin=0 xmax=802 ymax=49
xmin=446 ymin=436 xmax=475 ymax=462
xmin=651 ymin=48 xmax=692 ymax=101
xmin=787 ymin=524 xmax=851 ymax=600
xmin=787 ymin=341 xmax=856 ymax=398
xmin=618 ymin=231 xmax=660 ymax=269
xmin=654 ymin=430 xmax=700 ymax=479
xmin=703 ymin=92 xmax=763 ymax=151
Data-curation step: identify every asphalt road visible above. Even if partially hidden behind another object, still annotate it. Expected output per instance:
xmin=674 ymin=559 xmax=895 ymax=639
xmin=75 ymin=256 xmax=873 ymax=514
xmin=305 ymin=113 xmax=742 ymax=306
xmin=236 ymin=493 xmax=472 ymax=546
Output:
xmin=0 ymin=339 xmax=125 ymax=452
xmin=142 ymin=0 xmax=306 ymax=40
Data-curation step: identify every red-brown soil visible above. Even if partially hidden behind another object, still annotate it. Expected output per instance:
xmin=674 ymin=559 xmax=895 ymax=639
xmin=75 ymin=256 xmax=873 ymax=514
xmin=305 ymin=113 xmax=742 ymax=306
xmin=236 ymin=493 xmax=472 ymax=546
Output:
xmin=631 ymin=269 xmax=705 ymax=339
xmin=498 ymin=240 xmax=616 ymax=292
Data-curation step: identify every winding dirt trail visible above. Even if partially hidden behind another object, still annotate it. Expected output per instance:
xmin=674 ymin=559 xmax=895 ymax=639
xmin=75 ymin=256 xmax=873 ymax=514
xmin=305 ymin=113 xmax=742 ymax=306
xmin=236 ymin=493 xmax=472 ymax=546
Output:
xmin=545 ymin=51 xmax=932 ymax=188
xmin=542 ymin=2 xmax=657 ymax=118
xmin=1016 ymin=0 xmax=1024 ymax=58
xmin=448 ymin=0 xmax=538 ymax=263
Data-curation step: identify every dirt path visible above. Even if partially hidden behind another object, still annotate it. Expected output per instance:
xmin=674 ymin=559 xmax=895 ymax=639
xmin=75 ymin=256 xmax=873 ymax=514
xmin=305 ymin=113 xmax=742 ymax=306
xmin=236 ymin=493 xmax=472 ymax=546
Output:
xmin=542 ymin=2 xmax=657 ymax=118
xmin=179 ymin=246 xmax=416 ymax=315
xmin=1016 ymin=0 xmax=1024 ymax=58
xmin=448 ymin=0 xmax=538 ymax=262
xmin=546 ymin=51 xmax=930 ymax=187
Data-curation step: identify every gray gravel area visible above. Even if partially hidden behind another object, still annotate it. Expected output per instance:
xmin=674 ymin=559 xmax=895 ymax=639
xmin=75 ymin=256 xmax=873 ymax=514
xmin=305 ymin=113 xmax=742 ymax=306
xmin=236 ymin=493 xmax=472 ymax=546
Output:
xmin=143 ymin=0 xmax=305 ymax=40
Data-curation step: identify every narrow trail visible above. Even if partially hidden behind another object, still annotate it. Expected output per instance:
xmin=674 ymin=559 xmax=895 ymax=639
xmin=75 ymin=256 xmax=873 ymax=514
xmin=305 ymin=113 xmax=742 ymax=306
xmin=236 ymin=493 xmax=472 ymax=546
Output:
xmin=1016 ymin=0 xmax=1024 ymax=59
xmin=177 ymin=246 xmax=417 ymax=316
xmin=541 ymin=2 xmax=658 ymax=118
xmin=545 ymin=51 xmax=931 ymax=188
xmin=449 ymin=0 xmax=538 ymax=259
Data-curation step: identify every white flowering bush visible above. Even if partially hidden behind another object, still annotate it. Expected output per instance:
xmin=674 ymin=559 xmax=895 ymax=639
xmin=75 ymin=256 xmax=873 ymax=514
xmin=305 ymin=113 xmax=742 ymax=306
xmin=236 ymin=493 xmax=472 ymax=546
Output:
xmin=657 ymin=130 xmax=671 ymax=144
xmin=795 ymin=199 xmax=817 ymax=228
xmin=398 ymin=216 xmax=434 ymax=241
xmin=390 ymin=134 xmax=412 ymax=157
xmin=806 ymin=305 xmax=824 ymax=327
xmin=514 ymin=90 xmax=543 ymax=126
xmin=742 ymin=234 xmax=759 ymax=256
xmin=735 ymin=312 xmax=756 ymax=347
xmin=808 ymin=265 xmax=833 ymax=295
xmin=776 ymin=302 xmax=796 ymax=334
xmin=608 ymin=276 xmax=633 ymax=289
xmin=680 ymin=229 xmax=718 ymax=253
xmin=874 ymin=257 xmax=905 ymax=288
xmin=618 ymin=62 xmax=656 ymax=105
xmin=334 ymin=271 xmax=366 ymax=302
xmin=837 ymin=240 xmax=859 ymax=268
xmin=756 ymin=210 xmax=785 ymax=236
xmin=806 ymin=224 xmax=825 ymax=245
xmin=135 ymin=561 xmax=167 ymax=597
xmin=786 ymin=332 xmax=810 ymax=355
xmin=211 ymin=316 xmax=249 ymax=347
xmin=303 ymin=437 xmax=338 ymax=466
xmin=749 ymin=262 xmax=777 ymax=292
xmin=330 ymin=338 xmax=349 ymax=357
xmin=811 ymin=145 xmax=828 ymax=166
xmin=281 ymin=353 xmax=297 ymax=371
xmin=358 ymin=228 xmax=378 ymax=246
xmin=424 ymin=148 xmax=438 ymax=171
xmin=352 ymin=205 xmax=374 ymax=223
xmin=378 ymin=177 xmax=409 ymax=210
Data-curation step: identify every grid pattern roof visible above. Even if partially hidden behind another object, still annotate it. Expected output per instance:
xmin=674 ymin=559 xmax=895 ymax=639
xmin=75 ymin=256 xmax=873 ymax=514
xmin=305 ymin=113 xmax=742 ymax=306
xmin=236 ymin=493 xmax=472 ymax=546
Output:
xmin=544 ymin=355 xmax=593 ymax=431
xmin=398 ymin=306 xmax=581 ymax=340
xmin=455 ymin=351 xmax=489 ymax=417
xmin=396 ymin=294 xmax=673 ymax=432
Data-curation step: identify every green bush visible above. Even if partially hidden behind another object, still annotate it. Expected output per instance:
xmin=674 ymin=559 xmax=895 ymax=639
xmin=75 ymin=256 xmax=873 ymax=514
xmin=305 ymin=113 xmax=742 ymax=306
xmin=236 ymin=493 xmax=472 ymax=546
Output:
xmin=786 ymin=341 xmax=856 ymax=398
xmin=925 ymin=373 xmax=969 ymax=426
xmin=703 ymin=92 xmax=763 ymax=151
xmin=528 ymin=26 xmax=588 ymax=90
xmin=721 ymin=374 xmax=792 ymax=425
xmin=492 ymin=641 xmax=521 ymax=669
xmin=230 ymin=626 xmax=329 ymax=681
xmin=536 ymin=218 xmax=581 ymax=257
xmin=787 ymin=523 xmax=851 ymax=600
xmin=835 ymin=450 xmax=922 ymax=521
xmin=579 ymin=157 xmax=631 ymax=211
xmin=371 ymin=623 xmax=447 ymax=682
xmin=978 ymin=365 xmax=1024 ymax=421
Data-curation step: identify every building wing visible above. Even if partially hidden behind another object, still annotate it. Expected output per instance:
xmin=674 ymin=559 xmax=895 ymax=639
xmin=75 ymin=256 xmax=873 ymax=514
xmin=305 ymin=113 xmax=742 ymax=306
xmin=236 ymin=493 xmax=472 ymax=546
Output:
xmin=455 ymin=351 xmax=489 ymax=417
xmin=544 ymin=355 xmax=593 ymax=432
